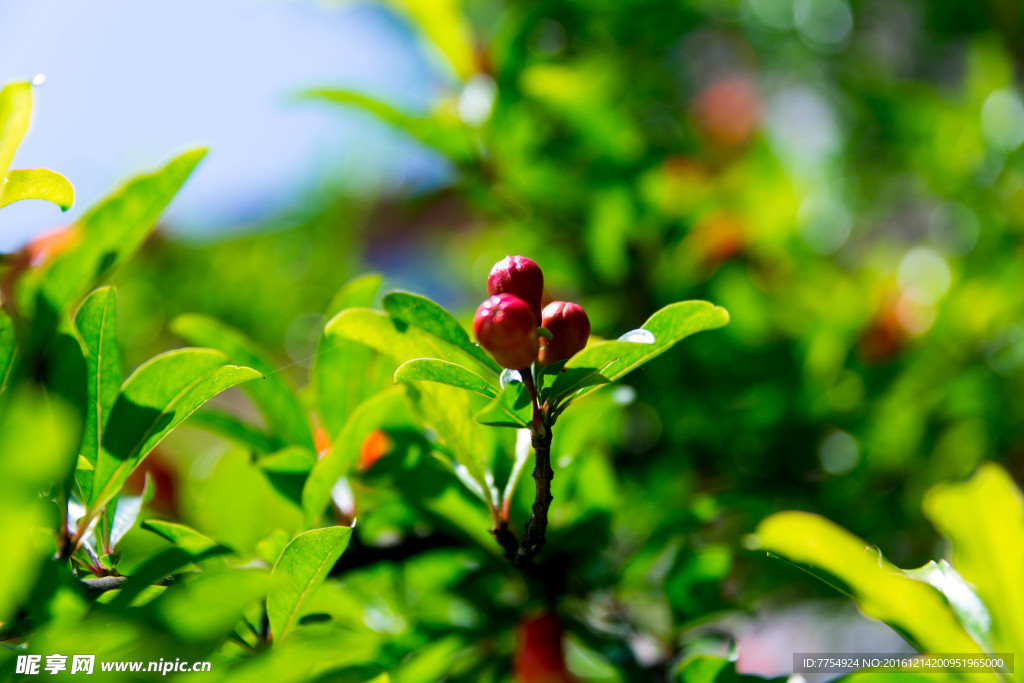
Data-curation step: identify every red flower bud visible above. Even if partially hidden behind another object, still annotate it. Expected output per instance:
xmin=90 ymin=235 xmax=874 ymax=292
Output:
xmin=473 ymin=294 xmax=539 ymax=370
xmin=514 ymin=612 xmax=573 ymax=683
xmin=538 ymin=301 xmax=590 ymax=364
xmin=488 ymin=255 xmax=544 ymax=323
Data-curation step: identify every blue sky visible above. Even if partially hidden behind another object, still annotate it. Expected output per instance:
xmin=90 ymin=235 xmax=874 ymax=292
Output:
xmin=0 ymin=0 xmax=449 ymax=250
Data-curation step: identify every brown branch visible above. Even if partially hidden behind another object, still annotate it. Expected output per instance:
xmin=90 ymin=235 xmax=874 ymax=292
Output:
xmin=518 ymin=426 xmax=553 ymax=563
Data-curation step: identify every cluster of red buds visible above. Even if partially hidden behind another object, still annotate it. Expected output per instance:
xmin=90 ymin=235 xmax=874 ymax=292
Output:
xmin=473 ymin=255 xmax=591 ymax=370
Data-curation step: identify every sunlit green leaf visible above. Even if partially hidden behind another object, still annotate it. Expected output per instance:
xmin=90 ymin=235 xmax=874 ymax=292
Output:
xmin=923 ymin=463 xmax=1024 ymax=661
xmin=73 ymin=286 xmax=121 ymax=467
xmin=561 ymin=301 xmax=729 ymax=403
xmin=0 ymin=81 xmax=31 ymax=181
xmin=382 ymin=291 xmax=501 ymax=375
xmin=0 ymin=168 xmax=74 ymax=211
xmin=142 ymin=519 xmax=223 ymax=556
xmin=314 ymin=274 xmax=392 ymax=439
xmin=325 ymin=308 xmax=457 ymax=367
xmin=172 ymin=313 xmax=314 ymax=450
xmin=23 ymin=147 xmax=207 ymax=343
xmin=307 ymin=90 xmax=476 ymax=163
xmin=267 ymin=526 xmax=353 ymax=642
xmin=89 ymin=348 xmax=261 ymax=516
xmin=753 ymin=511 xmax=989 ymax=657
xmin=394 ymin=358 xmax=497 ymax=398
xmin=384 ymin=0 xmax=477 ymax=79
xmin=903 ymin=559 xmax=992 ymax=650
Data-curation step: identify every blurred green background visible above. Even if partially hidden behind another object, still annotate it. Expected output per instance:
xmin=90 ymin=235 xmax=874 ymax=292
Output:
xmin=6 ymin=0 xmax=1024 ymax=680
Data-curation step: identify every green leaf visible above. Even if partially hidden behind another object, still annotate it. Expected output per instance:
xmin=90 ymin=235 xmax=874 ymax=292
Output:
xmin=547 ymin=366 xmax=611 ymax=405
xmin=903 ymin=559 xmax=993 ymax=650
xmin=325 ymin=308 xmax=457 ymax=367
xmin=109 ymin=544 xmax=233 ymax=608
xmin=0 ymin=309 xmax=18 ymax=403
xmin=560 ymin=301 xmax=729 ymax=403
xmin=158 ymin=568 xmax=272 ymax=642
xmin=475 ymin=381 xmax=532 ymax=428
xmin=923 ymin=463 xmax=1024 ymax=661
xmin=186 ymin=409 xmax=276 ymax=454
xmin=382 ymin=291 xmax=501 ymax=375
xmin=267 ymin=526 xmax=353 ymax=642
xmin=142 ymin=519 xmax=223 ymax=557
xmin=23 ymin=148 xmax=207 ymax=343
xmin=0 ymin=81 xmax=32 ymax=180
xmin=752 ymin=511 xmax=989 ymax=658
xmin=73 ymin=287 xmax=121 ymax=467
xmin=0 ymin=168 xmax=74 ymax=211
xmin=676 ymin=655 xmax=788 ymax=682
xmin=302 ymin=388 xmax=413 ymax=525
xmin=111 ymin=477 xmax=153 ymax=547
xmin=306 ymin=90 xmax=476 ymax=163
xmin=314 ymin=274 xmax=392 ymax=439
xmin=258 ymin=446 xmax=317 ymax=508
xmin=324 ymin=273 xmax=383 ymax=320
xmin=600 ymin=301 xmax=729 ymax=381
xmin=0 ymin=388 xmax=78 ymax=622
xmin=172 ymin=314 xmax=313 ymax=450
xmin=89 ymin=348 xmax=261 ymax=516
xmin=381 ymin=0 xmax=477 ymax=80
xmin=405 ymin=382 xmax=498 ymax=507
xmin=394 ymin=358 xmax=497 ymax=399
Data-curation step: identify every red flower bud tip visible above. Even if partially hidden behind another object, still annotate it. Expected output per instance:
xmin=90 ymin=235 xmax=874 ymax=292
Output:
xmin=473 ymin=293 xmax=539 ymax=370
xmin=538 ymin=301 xmax=590 ymax=364
xmin=488 ymin=255 xmax=544 ymax=323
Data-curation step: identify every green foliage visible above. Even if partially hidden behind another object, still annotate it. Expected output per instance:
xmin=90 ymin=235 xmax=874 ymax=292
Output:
xmin=754 ymin=463 xmax=1024 ymax=680
xmin=89 ymin=348 xmax=261 ymax=516
xmin=267 ymin=526 xmax=353 ymax=642
xmin=6 ymin=0 xmax=1024 ymax=678
xmin=73 ymin=286 xmax=121 ymax=466
xmin=173 ymin=314 xmax=314 ymax=450
xmin=0 ymin=168 xmax=74 ymax=211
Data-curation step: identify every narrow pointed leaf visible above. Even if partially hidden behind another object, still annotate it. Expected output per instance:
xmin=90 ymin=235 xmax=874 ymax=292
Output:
xmin=23 ymin=148 xmax=207 ymax=342
xmin=0 ymin=168 xmax=74 ymax=211
xmin=172 ymin=314 xmax=313 ymax=450
xmin=475 ymin=381 xmax=532 ymax=428
xmin=306 ymin=89 xmax=476 ymax=163
xmin=0 ymin=81 xmax=31 ymax=180
xmin=268 ymin=526 xmax=353 ymax=642
xmin=90 ymin=348 xmax=261 ymax=514
xmin=73 ymin=287 xmax=121 ymax=465
xmin=394 ymin=358 xmax=497 ymax=398
xmin=325 ymin=308 xmax=456 ymax=366
xmin=923 ymin=464 xmax=1024 ymax=661
xmin=143 ymin=520 xmax=224 ymax=557
xmin=314 ymin=274 xmax=391 ymax=439
xmin=753 ymin=511 xmax=989 ymax=658
xmin=558 ymin=301 xmax=729 ymax=403
xmin=382 ymin=291 xmax=502 ymax=375
xmin=0 ymin=310 xmax=17 ymax=403
xmin=302 ymin=388 xmax=413 ymax=525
